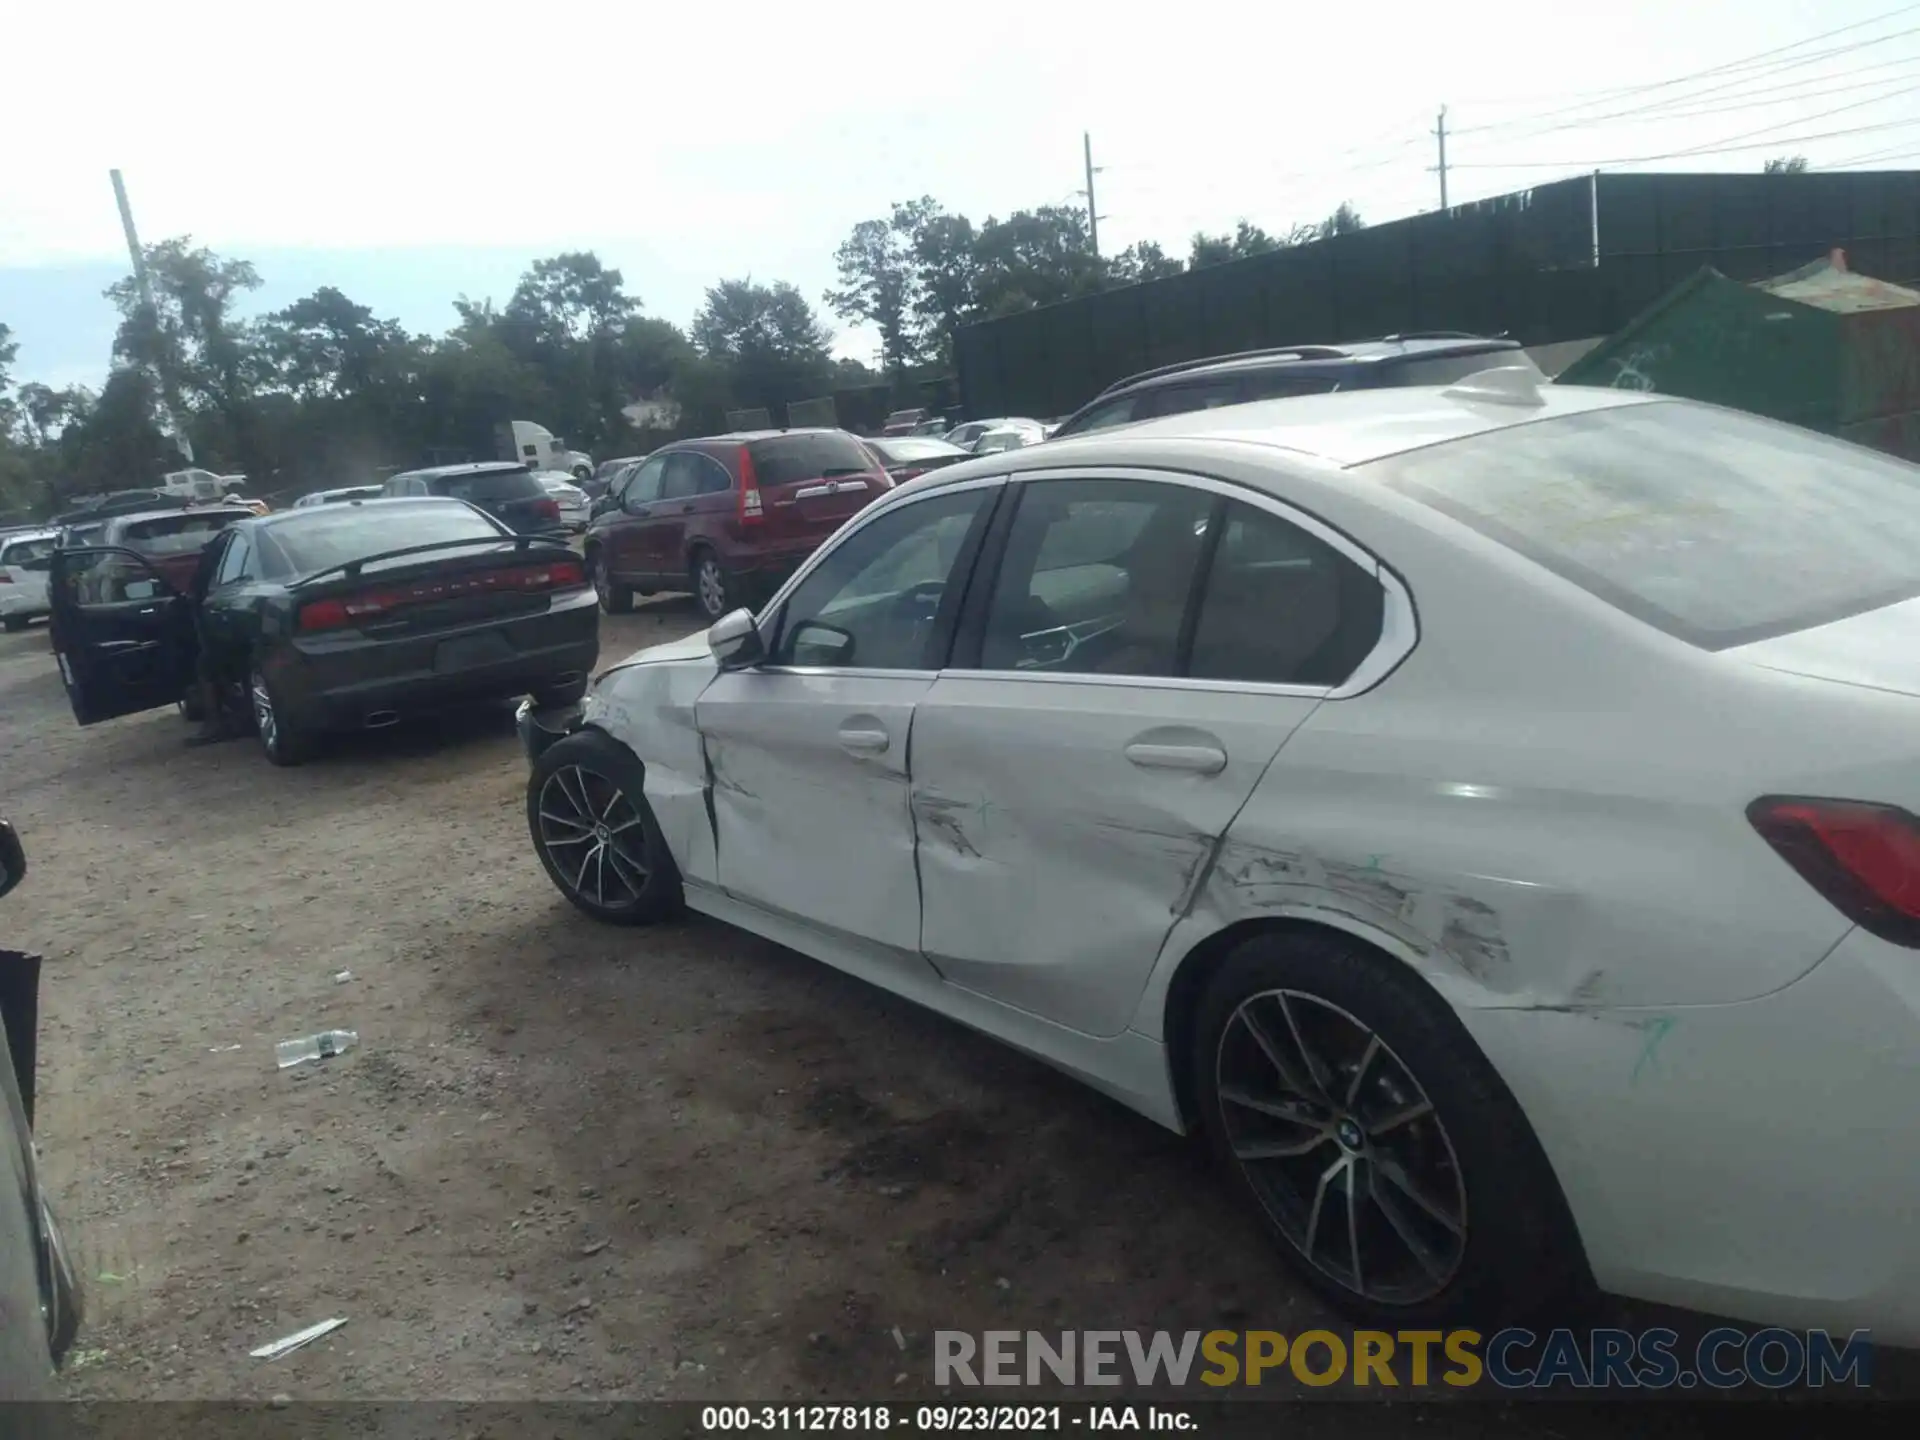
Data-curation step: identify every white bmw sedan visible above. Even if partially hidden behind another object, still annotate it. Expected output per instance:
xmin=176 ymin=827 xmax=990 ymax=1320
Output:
xmin=518 ymin=369 xmax=1920 ymax=1340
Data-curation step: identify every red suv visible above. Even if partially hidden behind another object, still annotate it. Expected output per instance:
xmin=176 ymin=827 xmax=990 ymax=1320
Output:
xmin=585 ymin=429 xmax=893 ymax=619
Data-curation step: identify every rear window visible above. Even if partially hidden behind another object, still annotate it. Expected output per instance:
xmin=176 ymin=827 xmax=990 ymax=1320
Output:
xmin=119 ymin=512 xmax=246 ymax=554
xmin=1373 ymin=401 xmax=1920 ymax=649
xmin=871 ymin=437 xmax=965 ymax=463
xmin=1376 ymin=349 xmax=1539 ymax=389
xmin=270 ymin=504 xmax=506 ymax=573
xmin=1 ymin=537 xmax=55 ymax=567
xmin=437 ymin=469 xmax=543 ymax=504
xmin=748 ymin=434 xmax=876 ymax=487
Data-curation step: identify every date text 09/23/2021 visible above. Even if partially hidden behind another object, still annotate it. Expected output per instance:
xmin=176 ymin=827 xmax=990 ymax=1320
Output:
xmin=701 ymin=1407 xmax=1188 ymax=1431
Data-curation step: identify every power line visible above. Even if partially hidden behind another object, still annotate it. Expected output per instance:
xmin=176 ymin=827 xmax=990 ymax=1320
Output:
xmin=1449 ymin=116 xmax=1920 ymax=171
xmin=1449 ymin=3 xmax=1920 ymax=137
xmin=1490 ymin=58 xmax=1920 ymax=138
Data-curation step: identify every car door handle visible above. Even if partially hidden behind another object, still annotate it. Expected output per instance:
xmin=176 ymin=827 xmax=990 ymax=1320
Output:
xmin=1124 ymin=741 xmax=1227 ymax=775
xmin=838 ymin=726 xmax=890 ymax=755
xmin=676 ymin=503 xmax=694 ymax=514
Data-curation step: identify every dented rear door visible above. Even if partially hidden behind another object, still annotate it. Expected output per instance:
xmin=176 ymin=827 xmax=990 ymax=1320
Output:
xmin=911 ymin=473 xmax=1382 ymax=1038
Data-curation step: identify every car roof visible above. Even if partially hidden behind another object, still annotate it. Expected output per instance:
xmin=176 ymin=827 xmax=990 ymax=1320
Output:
xmin=254 ymin=496 xmax=477 ymax=531
xmin=391 ymin=462 xmax=529 ymax=480
xmin=904 ymin=375 xmax=1655 ymax=488
xmin=104 ymin=504 xmax=256 ymax=531
xmin=679 ymin=428 xmax=852 ymax=445
xmin=1089 ymin=334 xmax=1525 ymax=401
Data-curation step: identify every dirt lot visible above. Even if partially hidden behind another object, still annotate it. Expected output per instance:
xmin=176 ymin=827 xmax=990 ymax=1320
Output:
xmin=0 ymin=599 xmax=1342 ymax=1401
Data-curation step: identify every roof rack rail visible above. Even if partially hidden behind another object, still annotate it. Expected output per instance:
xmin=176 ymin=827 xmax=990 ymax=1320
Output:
xmin=1094 ymin=344 xmax=1352 ymax=398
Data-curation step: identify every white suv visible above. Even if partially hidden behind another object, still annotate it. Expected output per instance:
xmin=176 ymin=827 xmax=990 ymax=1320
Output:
xmin=0 ymin=530 xmax=57 ymax=633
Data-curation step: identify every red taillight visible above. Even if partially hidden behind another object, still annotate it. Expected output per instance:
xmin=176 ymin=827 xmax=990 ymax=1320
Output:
xmin=1749 ymin=796 xmax=1920 ymax=945
xmin=737 ymin=446 xmax=764 ymax=525
xmin=534 ymin=498 xmax=561 ymax=521
xmin=296 ymin=559 xmax=587 ymax=633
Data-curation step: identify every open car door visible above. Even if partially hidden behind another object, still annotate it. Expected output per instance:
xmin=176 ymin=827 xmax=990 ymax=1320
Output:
xmin=47 ymin=548 xmax=196 ymax=726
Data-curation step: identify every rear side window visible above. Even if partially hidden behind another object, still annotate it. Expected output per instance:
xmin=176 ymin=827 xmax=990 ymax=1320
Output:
xmin=1241 ymin=372 xmax=1345 ymax=402
xmin=1373 ymin=400 xmax=1920 ymax=649
xmin=270 ymin=504 xmax=506 ymax=573
xmin=1376 ymin=349 xmax=1540 ymax=388
xmin=440 ymin=469 xmax=543 ymax=504
xmin=1189 ymin=502 xmax=1383 ymax=686
xmin=748 ymin=434 xmax=874 ymax=487
xmin=119 ymin=512 xmax=245 ymax=554
xmin=1137 ymin=379 xmax=1245 ymax=421
xmin=1 ymin=538 xmax=55 ymax=569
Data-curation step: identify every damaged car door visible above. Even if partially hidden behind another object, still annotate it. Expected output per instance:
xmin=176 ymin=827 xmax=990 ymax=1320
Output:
xmin=911 ymin=473 xmax=1390 ymax=1036
xmin=694 ymin=481 xmax=1002 ymax=958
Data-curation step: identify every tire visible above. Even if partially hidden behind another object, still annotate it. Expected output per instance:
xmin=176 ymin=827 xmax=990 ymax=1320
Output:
xmin=531 ymin=676 xmax=590 ymax=708
xmin=1192 ymin=928 xmax=1586 ymax=1330
xmin=178 ymin=690 xmax=205 ymax=724
xmin=589 ymin=547 xmax=633 ymax=614
xmin=691 ymin=548 xmax=732 ymax=620
xmin=528 ymin=729 xmax=682 ymax=925
xmin=2 ymin=615 xmax=26 ymax=633
xmin=250 ymin=663 xmax=316 ymax=768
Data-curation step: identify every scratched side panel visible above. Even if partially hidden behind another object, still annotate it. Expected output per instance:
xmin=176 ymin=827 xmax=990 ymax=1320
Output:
xmin=586 ymin=656 xmax=719 ymax=887
xmin=912 ymin=675 xmax=1320 ymax=1037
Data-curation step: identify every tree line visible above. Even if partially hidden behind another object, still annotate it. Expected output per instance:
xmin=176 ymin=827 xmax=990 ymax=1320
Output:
xmin=0 ymin=193 xmax=1367 ymax=520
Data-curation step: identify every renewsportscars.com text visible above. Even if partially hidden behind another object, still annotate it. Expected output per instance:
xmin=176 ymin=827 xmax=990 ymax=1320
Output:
xmin=933 ymin=1327 xmax=1872 ymax=1390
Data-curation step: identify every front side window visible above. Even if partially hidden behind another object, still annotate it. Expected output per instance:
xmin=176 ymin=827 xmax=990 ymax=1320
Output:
xmin=979 ymin=479 xmax=1213 ymax=677
xmin=1136 ymin=380 xmax=1244 ymax=421
xmin=63 ymin=550 xmax=169 ymax=606
xmin=624 ymin=457 xmax=667 ymax=507
xmin=770 ymin=489 xmax=990 ymax=670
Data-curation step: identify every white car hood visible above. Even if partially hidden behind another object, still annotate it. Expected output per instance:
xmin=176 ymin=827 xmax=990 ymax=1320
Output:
xmin=601 ymin=628 xmax=716 ymax=675
xmin=1731 ymin=594 xmax=1920 ymax=697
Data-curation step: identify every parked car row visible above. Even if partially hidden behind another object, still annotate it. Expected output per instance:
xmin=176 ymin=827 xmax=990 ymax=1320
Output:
xmin=512 ymin=358 xmax=1920 ymax=1350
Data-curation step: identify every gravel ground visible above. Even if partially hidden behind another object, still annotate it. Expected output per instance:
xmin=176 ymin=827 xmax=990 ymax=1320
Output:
xmin=0 ymin=598 xmax=1333 ymax=1402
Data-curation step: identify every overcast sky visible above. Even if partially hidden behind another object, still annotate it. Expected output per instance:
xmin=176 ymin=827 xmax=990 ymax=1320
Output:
xmin=4 ymin=0 xmax=1916 ymax=393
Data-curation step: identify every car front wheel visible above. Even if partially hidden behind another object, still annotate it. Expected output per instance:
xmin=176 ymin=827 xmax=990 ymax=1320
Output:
xmin=1193 ymin=929 xmax=1585 ymax=1330
xmin=528 ymin=728 xmax=682 ymax=925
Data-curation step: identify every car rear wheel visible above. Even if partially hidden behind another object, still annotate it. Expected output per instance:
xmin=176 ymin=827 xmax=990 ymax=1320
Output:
xmin=1192 ymin=928 xmax=1586 ymax=1330
xmin=250 ymin=664 xmax=315 ymax=768
xmin=528 ymin=729 xmax=681 ymax=925
xmin=692 ymin=549 xmax=731 ymax=620
xmin=589 ymin=547 xmax=632 ymax=614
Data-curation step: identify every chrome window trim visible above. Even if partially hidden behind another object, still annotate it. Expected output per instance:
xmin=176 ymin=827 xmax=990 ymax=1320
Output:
xmin=752 ymin=473 xmax=1012 ymax=637
xmin=985 ymin=464 xmax=1417 ymax=700
xmin=746 ymin=463 xmax=1418 ymax=698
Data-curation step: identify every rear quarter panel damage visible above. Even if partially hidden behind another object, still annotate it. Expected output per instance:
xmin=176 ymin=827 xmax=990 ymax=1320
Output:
xmin=1131 ymin=698 xmax=1858 ymax=1040
xmin=586 ymin=655 xmax=718 ymax=887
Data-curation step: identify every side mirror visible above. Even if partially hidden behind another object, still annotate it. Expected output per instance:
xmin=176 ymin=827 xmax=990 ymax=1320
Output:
xmin=0 ymin=821 xmax=25 ymax=900
xmin=708 ymin=608 xmax=765 ymax=670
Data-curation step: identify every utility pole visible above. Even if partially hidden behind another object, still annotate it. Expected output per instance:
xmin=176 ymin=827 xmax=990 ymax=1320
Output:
xmin=1081 ymin=132 xmax=1104 ymax=259
xmin=1434 ymin=106 xmax=1450 ymax=211
xmin=109 ymin=168 xmax=192 ymax=464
